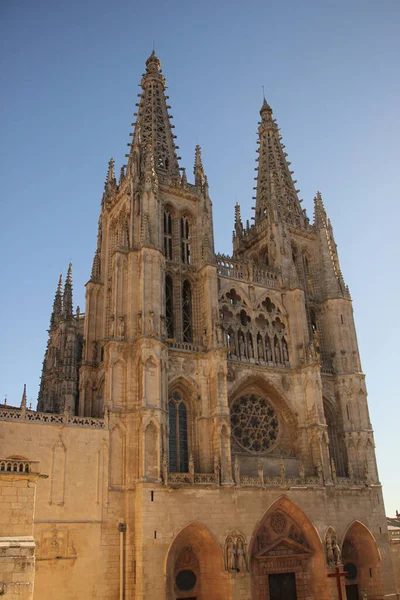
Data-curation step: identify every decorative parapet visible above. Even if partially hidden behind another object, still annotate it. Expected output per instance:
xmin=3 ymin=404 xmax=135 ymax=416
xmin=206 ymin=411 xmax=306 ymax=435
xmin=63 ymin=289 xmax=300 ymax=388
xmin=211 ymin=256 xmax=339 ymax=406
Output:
xmin=216 ymin=254 xmax=280 ymax=288
xmin=166 ymin=340 xmax=201 ymax=353
xmin=0 ymin=459 xmax=40 ymax=474
xmin=0 ymin=408 xmax=106 ymax=429
xmin=388 ymin=529 xmax=400 ymax=542
xmin=166 ymin=472 xmax=370 ymax=489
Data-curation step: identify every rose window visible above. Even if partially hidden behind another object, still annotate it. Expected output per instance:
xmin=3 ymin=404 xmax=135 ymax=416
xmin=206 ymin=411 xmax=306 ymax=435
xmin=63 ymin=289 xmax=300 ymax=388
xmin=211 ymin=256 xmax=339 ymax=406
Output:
xmin=230 ymin=394 xmax=279 ymax=453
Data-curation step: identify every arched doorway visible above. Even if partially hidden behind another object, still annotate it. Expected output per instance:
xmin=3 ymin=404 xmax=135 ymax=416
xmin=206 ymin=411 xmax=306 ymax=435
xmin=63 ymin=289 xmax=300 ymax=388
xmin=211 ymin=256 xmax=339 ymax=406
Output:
xmin=166 ymin=522 xmax=230 ymax=600
xmin=250 ymin=496 xmax=325 ymax=600
xmin=342 ymin=521 xmax=383 ymax=600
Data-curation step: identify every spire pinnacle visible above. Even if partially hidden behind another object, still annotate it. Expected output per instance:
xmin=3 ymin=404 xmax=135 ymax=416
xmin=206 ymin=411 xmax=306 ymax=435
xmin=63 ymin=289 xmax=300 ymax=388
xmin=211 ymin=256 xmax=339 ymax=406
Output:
xmin=194 ymin=145 xmax=205 ymax=187
xmin=128 ymin=53 xmax=180 ymax=179
xmin=63 ymin=263 xmax=73 ymax=318
xmin=253 ymin=98 xmax=306 ymax=227
xmin=50 ymin=274 xmax=63 ymax=329
xmin=20 ymin=384 xmax=27 ymax=410
xmin=313 ymin=190 xmax=327 ymax=229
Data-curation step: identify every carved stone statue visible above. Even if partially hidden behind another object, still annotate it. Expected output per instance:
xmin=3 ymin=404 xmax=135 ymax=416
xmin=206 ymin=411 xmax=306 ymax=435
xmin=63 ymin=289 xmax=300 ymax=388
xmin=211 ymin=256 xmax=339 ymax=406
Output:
xmin=92 ymin=341 xmax=98 ymax=362
xmin=162 ymin=452 xmax=168 ymax=485
xmin=275 ymin=343 xmax=281 ymax=363
xmin=326 ymin=534 xmax=334 ymax=565
xmin=248 ymin=339 xmax=254 ymax=359
xmin=148 ymin=311 xmax=155 ymax=335
xmin=316 ymin=460 xmax=323 ymax=485
xmin=214 ymin=455 xmax=220 ymax=485
xmin=189 ymin=454 xmax=194 ymax=483
xmin=283 ymin=342 xmax=289 ymax=362
xmin=348 ymin=461 xmax=354 ymax=479
xmin=280 ymin=457 xmax=286 ymax=482
xmin=234 ymin=456 xmax=240 ymax=486
xmin=239 ymin=336 xmax=246 ymax=358
xmin=266 ymin=342 xmax=272 ymax=362
xmin=118 ymin=315 xmax=125 ymax=339
xmin=332 ymin=538 xmax=341 ymax=565
xmin=137 ymin=312 xmax=142 ymax=335
xmin=227 ymin=538 xmax=236 ymax=571
xmin=331 ymin=460 xmax=337 ymax=485
xmin=257 ymin=337 xmax=264 ymax=361
xmin=299 ymin=460 xmax=305 ymax=483
xmin=257 ymin=462 xmax=264 ymax=486
xmin=236 ymin=538 xmax=248 ymax=572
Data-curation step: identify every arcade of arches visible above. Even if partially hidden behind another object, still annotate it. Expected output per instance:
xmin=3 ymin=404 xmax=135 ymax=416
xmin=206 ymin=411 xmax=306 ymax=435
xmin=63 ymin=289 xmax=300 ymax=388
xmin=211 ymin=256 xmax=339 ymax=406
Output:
xmin=166 ymin=498 xmax=384 ymax=600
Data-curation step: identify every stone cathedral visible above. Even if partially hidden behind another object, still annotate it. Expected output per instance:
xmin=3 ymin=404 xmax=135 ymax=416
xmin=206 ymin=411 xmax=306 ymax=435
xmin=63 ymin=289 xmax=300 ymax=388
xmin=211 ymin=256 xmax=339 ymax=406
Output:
xmin=0 ymin=52 xmax=397 ymax=600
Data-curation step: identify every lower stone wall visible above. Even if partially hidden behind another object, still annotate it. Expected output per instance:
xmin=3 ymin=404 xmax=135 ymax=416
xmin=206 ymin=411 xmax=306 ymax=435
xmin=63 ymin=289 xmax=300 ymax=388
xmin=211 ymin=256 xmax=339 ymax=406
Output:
xmin=0 ymin=537 xmax=35 ymax=600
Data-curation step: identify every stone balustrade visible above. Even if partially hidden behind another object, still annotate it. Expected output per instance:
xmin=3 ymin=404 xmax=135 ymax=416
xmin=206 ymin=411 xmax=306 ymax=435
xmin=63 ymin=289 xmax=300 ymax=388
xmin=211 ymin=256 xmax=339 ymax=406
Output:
xmin=216 ymin=254 xmax=280 ymax=288
xmin=0 ymin=407 xmax=106 ymax=429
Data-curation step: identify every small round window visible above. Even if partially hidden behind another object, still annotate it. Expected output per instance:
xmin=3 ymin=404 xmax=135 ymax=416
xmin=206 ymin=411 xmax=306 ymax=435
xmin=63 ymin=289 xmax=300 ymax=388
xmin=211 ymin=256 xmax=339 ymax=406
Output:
xmin=230 ymin=394 xmax=279 ymax=453
xmin=176 ymin=569 xmax=197 ymax=591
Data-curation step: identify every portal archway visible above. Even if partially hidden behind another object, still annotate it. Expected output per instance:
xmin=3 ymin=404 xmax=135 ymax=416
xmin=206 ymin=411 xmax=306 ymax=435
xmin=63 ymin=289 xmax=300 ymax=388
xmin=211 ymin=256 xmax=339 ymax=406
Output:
xmin=166 ymin=522 xmax=230 ymax=600
xmin=249 ymin=496 xmax=325 ymax=600
xmin=341 ymin=521 xmax=383 ymax=599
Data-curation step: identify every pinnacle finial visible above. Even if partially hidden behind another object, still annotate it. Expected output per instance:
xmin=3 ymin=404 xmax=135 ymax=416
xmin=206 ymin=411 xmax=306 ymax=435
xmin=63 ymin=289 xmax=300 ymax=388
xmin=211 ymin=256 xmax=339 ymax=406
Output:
xmin=63 ymin=263 xmax=73 ymax=318
xmin=50 ymin=273 xmax=63 ymax=329
xmin=57 ymin=274 xmax=63 ymax=294
xmin=313 ymin=190 xmax=327 ymax=228
xmin=106 ymin=158 xmax=116 ymax=186
xmin=20 ymin=384 xmax=27 ymax=410
xmin=145 ymin=50 xmax=161 ymax=74
xmin=194 ymin=145 xmax=205 ymax=187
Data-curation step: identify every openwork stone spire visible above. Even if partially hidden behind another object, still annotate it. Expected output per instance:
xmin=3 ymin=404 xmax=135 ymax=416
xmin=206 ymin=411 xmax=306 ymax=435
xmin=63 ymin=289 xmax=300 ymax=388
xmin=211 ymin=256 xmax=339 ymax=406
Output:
xmin=254 ymin=97 xmax=306 ymax=228
xmin=63 ymin=263 xmax=73 ymax=318
xmin=50 ymin=274 xmax=63 ymax=329
xmin=130 ymin=51 xmax=180 ymax=178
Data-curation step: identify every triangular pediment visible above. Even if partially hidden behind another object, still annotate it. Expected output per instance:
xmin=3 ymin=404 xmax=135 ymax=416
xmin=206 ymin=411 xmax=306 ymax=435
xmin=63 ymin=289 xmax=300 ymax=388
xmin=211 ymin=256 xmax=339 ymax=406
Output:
xmin=255 ymin=536 xmax=312 ymax=560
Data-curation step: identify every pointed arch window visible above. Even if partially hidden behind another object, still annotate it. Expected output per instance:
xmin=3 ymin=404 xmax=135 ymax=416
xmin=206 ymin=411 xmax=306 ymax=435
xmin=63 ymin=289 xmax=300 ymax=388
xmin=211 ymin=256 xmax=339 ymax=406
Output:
xmin=164 ymin=211 xmax=173 ymax=260
xmin=168 ymin=392 xmax=189 ymax=472
xmin=182 ymin=280 xmax=193 ymax=343
xmin=165 ymin=275 xmax=174 ymax=338
xmin=181 ymin=217 xmax=191 ymax=264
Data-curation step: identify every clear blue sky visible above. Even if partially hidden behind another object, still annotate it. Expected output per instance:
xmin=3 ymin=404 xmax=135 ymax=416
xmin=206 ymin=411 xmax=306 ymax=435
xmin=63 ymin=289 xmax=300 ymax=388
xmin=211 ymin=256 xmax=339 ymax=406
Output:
xmin=1 ymin=0 xmax=399 ymax=515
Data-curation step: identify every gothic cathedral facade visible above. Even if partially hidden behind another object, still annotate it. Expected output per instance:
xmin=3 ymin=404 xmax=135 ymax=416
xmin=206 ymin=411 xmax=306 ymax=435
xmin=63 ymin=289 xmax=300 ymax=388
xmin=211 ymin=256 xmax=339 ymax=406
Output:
xmin=0 ymin=52 xmax=397 ymax=600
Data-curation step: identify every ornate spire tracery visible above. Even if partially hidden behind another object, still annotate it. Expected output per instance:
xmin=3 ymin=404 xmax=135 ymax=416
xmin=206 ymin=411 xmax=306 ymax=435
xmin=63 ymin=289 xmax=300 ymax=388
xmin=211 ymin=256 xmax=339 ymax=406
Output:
xmin=50 ymin=274 xmax=63 ymax=329
xmin=128 ymin=51 xmax=180 ymax=179
xmin=254 ymin=98 xmax=306 ymax=228
xmin=63 ymin=263 xmax=73 ymax=319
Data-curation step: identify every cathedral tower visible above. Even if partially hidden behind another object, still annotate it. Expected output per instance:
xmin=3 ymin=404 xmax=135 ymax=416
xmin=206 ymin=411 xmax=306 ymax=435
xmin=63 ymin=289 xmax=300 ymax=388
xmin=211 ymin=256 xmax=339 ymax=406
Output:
xmin=17 ymin=52 xmax=394 ymax=600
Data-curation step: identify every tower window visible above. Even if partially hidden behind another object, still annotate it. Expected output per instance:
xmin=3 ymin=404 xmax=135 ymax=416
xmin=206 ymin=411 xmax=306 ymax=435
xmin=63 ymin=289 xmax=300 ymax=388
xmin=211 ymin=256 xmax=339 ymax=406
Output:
xmin=165 ymin=275 xmax=174 ymax=338
xmin=182 ymin=280 xmax=193 ymax=343
xmin=168 ymin=392 xmax=189 ymax=472
xmin=181 ymin=217 xmax=191 ymax=264
xmin=164 ymin=211 xmax=173 ymax=259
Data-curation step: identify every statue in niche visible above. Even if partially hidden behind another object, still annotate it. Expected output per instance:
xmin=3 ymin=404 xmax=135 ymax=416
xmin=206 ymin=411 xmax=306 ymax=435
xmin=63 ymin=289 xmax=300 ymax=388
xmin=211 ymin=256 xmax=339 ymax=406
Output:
xmin=110 ymin=314 xmax=116 ymax=337
xmin=236 ymin=537 xmax=248 ymax=571
xmin=214 ymin=455 xmax=220 ymax=485
xmin=347 ymin=461 xmax=354 ymax=479
xmin=118 ymin=315 xmax=125 ymax=339
xmin=332 ymin=536 xmax=342 ymax=565
xmin=275 ymin=342 xmax=281 ymax=363
xmin=270 ymin=234 xmax=277 ymax=262
xmin=234 ymin=456 xmax=240 ymax=485
xmin=239 ymin=335 xmax=246 ymax=359
xmin=316 ymin=460 xmax=323 ymax=485
xmin=326 ymin=533 xmax=334 ymax=565
xmin=266 ymin=340 xmax=272 ymax=362
xmin=162 ymin=452 xmax=168 ymax=485
xmin=189 ymin=454 xmax=194 ymax=482
xmin=148 ymin=311 xmax=155 ymax=335
xmin=299 ymin=460 xmax=305 ymax=483
xmin=226 ymin=537 xmax=237 ymax=571
xmin=331 ymin=459 xmax=337 ymax=484
xmin=248 ymin=339 xmax=254 ymax=359
xmin=258 ymin=462 xmax=264 ymax=485
xmin=280 ymin=457 xmax=286 ymax=482
xmin=137 ymin=312 xmax=142 ymax=335
xmin=283 ymin=341 xmax=289 ymax=362
xmin=92 ymin=341 xmax=98 ymax=362
xmin=257 ymin=337 xmax=264 ymax=361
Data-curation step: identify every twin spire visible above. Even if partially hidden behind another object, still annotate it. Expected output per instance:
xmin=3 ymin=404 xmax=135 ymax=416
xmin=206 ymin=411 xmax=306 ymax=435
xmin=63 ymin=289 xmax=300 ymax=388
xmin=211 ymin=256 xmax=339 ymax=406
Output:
xmin=50 ymin=263 xmax=74 ymax=328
